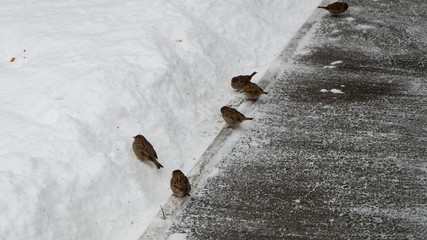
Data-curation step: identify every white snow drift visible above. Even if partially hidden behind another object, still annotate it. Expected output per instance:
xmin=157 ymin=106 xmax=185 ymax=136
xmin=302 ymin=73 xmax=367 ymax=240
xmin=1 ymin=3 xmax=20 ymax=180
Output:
xmin=0 ymin=0 xmax=319 ymax=239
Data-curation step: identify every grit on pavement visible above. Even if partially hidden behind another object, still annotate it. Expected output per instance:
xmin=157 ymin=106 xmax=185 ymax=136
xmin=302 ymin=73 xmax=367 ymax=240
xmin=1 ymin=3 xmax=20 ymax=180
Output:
xmin=149 ymin=0 xmax=427 ymax=239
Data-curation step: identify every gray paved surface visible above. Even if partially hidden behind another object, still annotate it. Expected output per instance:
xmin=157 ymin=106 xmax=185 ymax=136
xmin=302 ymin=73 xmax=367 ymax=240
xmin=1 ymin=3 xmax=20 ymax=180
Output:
xmin=163 ymin=0 xmax=427 ymax=239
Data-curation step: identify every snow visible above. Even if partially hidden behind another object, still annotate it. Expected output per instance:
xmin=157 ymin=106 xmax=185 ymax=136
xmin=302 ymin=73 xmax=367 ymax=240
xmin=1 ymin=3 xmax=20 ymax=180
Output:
xmin=323 ymin=60 xmax=343 ymax=69
xmin=320 ymin=89 xmax=345 ymax=94
xmin=0 ymin=0 xmax=319 ymax=239
xmin=345 ymin=17 xmax=356 ymax=22
xmin=330 ymin=89 xmax=345 ymax=94
xmin=331 ymin=60 xmax=343 ymax=65
xmin=167 ymin=233 xmax=188 ymax=240
xmin=323 ymin=65 xmax=336 ymax=69
xmin=356 ymin=24 xmax=376 ymax=30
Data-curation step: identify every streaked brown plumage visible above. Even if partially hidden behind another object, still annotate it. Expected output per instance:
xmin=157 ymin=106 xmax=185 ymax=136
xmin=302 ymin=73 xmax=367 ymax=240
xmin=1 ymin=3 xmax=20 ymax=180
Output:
xmin=231 ymin=71 xmax=257 ymax=91
xmin=170 ymin=170 xmax=191 ymax=197
xmin=242 ymin=82 xmax=268 ymax=101
xmin=132 ymin=135 xmax=164 ymax=169
xmin=318 ymin=2 xmax=349 ymax=15
xmin=220 ymin=106 xmax=253 ymax=128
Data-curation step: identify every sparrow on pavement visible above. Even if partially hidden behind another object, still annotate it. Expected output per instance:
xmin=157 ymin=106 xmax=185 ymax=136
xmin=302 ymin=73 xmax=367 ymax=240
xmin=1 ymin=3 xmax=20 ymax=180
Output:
xmin=318 ymin=2 xmax=349 ymax=15
xmin=231 ymin=71 xmax=257 ymax=91
xmin=242 ymin=82 xmax=268 ymax=101
xmin=132 ymin=135 xmax=164 ymax=169
xmin=170 ymin=170 xmax=191 ymax=197
xmin=220 ymin=106 xmax=253 ymax=128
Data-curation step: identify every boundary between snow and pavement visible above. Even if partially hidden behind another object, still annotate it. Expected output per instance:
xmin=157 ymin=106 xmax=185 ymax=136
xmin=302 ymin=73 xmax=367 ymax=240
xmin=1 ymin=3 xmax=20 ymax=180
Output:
xmin=139 ymin=7 xmax=323 ymax=240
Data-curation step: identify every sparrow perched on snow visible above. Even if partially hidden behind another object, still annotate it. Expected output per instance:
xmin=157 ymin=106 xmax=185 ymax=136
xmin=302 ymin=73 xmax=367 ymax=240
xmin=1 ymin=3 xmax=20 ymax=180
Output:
xmin=170 ymin=170 xmax=191 ymax=197
xmin=231 ymin=71 xmax=257 ymax=91
xmin=132 ymin=135 xmax=164 ymax=169
xmin=242 ymin=82 xmax=268 ymax=101
xmin=220 ymin=106 xmax=253 ymax=128
xmin=318 ymin=2 xmax=349 ymax=15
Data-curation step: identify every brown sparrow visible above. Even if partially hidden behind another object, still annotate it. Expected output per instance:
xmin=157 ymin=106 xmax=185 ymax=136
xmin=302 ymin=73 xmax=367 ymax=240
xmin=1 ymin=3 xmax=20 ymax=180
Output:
xmin=231 ymin=71 xmax=257 ymax=91
xmin=318 ymin=2 xmax=349 ymax=15
xmin=132 ymin=135 xmax=164 ymax=169
xmin=220 ymin=106 xmax=253 ymax=128
xmin=170 ymin=170 xmax=191 ymax=197
xmin=242 ymin=82 xmax=268 ymax=101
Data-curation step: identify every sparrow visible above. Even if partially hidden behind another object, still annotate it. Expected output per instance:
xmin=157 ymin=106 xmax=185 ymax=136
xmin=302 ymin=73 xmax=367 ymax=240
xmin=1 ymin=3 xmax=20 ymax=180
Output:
xmin=220 ymin=106 xmax=253 ymax=128
xmin=242 ymin=82 xmax=268 ymax=101
xmin=170 ymin=170 xmax=191 ymax=197
xmin=318 ymin=2 xmax=349 ymax=15
xmin=231 ymin=71 xmax=257 ymax=91
xmin=132 ymin=135 xmax=164 ymax=169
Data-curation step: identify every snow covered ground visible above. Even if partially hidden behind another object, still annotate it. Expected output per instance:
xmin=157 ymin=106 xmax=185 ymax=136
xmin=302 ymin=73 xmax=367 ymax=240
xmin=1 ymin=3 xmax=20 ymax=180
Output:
xmin=0 ymin=0 xmax=318 ymax=239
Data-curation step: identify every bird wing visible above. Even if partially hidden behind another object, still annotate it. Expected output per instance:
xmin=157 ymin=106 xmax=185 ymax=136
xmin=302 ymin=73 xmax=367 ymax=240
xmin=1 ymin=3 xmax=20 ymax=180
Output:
xmin=246 ymin=87 xmax=259 ymax=95
xmin=176 ymin=176 xmax=191 ymax=192
xmin=328 ymin=3 xmax=345 ymax=10
xmin=147 ymin=141 xmax=158 ymax=159
xmin=248 ymin=84 xmax=264 ymax=94
xmin=232 ymin=109 xmax=247 ymax=121
xmin=134 ymin=139 xmax=157 ymax=159
xmin=135 ymin=143 xmax=150 ymax=157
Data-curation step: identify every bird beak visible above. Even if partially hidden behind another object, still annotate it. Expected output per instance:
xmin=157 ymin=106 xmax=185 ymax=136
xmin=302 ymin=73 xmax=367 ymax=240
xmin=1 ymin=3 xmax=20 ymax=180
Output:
xmin=133 ymin=136 xmax=136 ymax=139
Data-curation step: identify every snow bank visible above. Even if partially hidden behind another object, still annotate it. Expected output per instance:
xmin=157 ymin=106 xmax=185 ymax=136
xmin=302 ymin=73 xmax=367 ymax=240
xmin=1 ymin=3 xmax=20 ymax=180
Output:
xmin=0 ymin=0 xmax=319 ymax=239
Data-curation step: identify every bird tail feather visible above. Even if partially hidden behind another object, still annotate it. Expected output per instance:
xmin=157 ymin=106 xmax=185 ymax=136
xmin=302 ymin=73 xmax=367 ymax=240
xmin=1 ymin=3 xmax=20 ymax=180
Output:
xmin=153 ymin=160 xmax=164 ymax=169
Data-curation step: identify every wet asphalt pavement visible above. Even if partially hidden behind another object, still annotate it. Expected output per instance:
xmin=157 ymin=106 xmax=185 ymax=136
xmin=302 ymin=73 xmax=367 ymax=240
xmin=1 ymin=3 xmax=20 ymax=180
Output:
xmin=150 ymin=0 xmax=427 ymax=239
